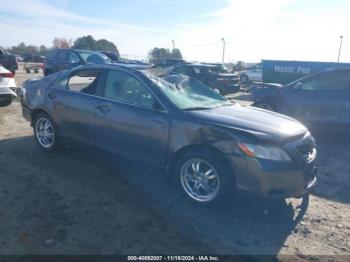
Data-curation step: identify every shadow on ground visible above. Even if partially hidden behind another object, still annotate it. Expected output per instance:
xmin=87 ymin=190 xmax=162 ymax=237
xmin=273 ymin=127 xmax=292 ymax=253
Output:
xmin=0 ymin=136 xmax=314 ymax=254
xmin=310 ymin=129 xmax=350 ymax=204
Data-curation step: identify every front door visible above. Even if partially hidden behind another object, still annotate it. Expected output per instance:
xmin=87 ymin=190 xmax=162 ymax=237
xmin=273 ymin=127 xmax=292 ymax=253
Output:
xmin=95 ymin=69 xmax=170 ymax=167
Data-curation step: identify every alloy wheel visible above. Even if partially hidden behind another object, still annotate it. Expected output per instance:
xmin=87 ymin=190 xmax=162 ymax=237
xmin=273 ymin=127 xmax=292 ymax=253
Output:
xmin=180 ymin=158 xmax=220 ymax=202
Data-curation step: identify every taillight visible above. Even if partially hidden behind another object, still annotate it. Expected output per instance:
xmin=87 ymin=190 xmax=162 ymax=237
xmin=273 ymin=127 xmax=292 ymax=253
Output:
xmin=0 ymin=72 xmax=15 ymax=78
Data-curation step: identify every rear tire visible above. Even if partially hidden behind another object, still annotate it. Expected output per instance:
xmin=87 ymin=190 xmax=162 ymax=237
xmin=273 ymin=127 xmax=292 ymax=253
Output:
xmin=33 ymin=113 xmax=60 ymax=152
xmin=174 ymin=149 xmax=236 ymax=206
xmin=0 ymin=96 xmax=12 ymax=107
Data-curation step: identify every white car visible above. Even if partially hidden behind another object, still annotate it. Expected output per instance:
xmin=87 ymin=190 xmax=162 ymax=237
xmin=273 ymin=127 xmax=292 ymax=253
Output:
xmin=237 ymin=64 xmax=262 ymax=83
xmin=0 ymin=65 xmax=17 ymax=107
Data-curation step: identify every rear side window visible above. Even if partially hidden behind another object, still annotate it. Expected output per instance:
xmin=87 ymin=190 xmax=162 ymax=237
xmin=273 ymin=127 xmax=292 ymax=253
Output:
xmin=67 ymin=70 xmax=102 ymax=95
xmin=56 ymin=50 xmax=68 ymax=62
xmin=46 ymin=50 xmax=58 ymax=61
xmin=68 ymin=52 xmax=80 ymax=64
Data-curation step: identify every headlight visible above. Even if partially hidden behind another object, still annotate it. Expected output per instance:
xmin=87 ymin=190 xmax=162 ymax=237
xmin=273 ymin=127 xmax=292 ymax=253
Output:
xmin=238 ymin=143 xmax=292 ymax=162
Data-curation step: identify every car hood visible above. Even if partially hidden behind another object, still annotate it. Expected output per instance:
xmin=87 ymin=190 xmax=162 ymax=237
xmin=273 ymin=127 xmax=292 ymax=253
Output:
xmin=187 ymin=104 xmax=307 ymax=142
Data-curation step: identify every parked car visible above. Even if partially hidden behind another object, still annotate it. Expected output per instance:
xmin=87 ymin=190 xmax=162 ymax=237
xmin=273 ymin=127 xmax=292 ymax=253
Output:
xmin=22 ymin=54 xmax=45 ymax=63
xmin=44 ymin=48 xmax=111 ymax=76
xmin=237 ymin=63 xmax=262 ymax=83
xmin=202 ymin=63 xmax=231 ymax=73
xmin=99 ymin=51 xmax=119 ymax=62
xmin=0 ymin=65 xmax=17 ymax=107
xmin=251 ymin=69 xmax=350 ymax=127
xmin=0 ymin=47 xmax=18 ymax=73
xmin=21 ymin=64 xmax=317 ymax=205
xmin=172 ymin=63 xmax=240 ymax=95
xmin=156 ymin=58 xmax=185 ymax=68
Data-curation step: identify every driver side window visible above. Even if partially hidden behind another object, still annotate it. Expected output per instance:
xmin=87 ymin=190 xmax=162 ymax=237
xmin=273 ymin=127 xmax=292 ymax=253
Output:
xmin=103 ymin=70 xmax=157 ymax=109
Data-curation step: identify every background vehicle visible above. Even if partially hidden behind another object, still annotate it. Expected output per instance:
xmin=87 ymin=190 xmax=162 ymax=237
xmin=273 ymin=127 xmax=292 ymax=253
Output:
xmin=0 ymin=47 xmax=18 ymax=73
xmin=251 ymin=69 xmax=350 ymax=127
xmin=21 ymin=64 xmax=316 ymax=205
xmin=99 ymin=51 xmax=119 ymax=62
xmin=237 ymin=63 xmax=262 ymax=83
xmin=44 ymin=48 xmax=111 ymax=76
xmin=172 ymin=63 xmax=240 ymax=94
xmin=202 ymin=62 xmax=230 ymax=73
xmin=0 ymin=65 xmax=17 ymax=107
xmin=22 ymin=54 xmax=45 ymax=63
xmin=156 ymin=58 xmax=185 ymax=68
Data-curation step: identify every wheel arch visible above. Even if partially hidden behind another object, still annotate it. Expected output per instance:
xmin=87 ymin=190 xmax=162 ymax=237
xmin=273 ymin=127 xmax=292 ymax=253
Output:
xmin=30 ymin=108 xmax=51 ymax=126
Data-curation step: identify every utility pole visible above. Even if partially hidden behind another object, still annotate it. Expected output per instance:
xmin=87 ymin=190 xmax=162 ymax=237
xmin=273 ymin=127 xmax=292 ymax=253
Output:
xmin=172 ymin=40 xmax=175 ymax=50
xmin=337 ymin=35 xmax=343 ymax=63
xmin=221 ymin=38 xmax=226 ymax=64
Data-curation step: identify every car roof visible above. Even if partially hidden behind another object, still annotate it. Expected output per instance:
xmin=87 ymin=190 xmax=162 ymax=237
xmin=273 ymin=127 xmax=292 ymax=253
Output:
xmin=174 ymin=63 xmax=218 ymax=68
xmin=51 ymin=48 xmax=95 ymax=53
xmin=67 ymin=63 xmax=144 ymax=74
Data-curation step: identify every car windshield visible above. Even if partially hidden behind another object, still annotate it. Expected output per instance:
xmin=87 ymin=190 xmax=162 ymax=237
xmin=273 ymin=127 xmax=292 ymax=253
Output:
xmin=143 ymin=69 xmax=232 ymax=110
xmin=78 ymin=51 xmax=112 ymax=64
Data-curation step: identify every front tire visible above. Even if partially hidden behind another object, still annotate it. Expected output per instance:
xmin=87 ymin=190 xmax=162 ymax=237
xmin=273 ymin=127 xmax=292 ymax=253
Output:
xmin=174 ymin=150 xmax=235 ymax=205
xmin=33 ymin=113 xmax=60 ymax=152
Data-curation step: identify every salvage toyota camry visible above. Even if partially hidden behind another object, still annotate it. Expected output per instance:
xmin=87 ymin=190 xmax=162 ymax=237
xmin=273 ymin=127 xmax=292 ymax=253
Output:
xmin=21 ymin=64 xmax=317 ymax=204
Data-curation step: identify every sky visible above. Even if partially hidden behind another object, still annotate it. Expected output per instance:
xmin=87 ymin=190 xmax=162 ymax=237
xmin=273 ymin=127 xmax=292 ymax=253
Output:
xmin=0 ymin=0 xmax=350 ymax=63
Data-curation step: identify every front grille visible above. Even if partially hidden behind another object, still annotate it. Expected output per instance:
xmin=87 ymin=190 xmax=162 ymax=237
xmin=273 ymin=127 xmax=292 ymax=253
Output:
xmin=285 ymin=132 xmax=316 ymax=163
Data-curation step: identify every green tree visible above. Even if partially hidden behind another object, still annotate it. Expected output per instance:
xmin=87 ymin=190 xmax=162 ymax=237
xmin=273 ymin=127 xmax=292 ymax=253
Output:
xmin=73 ymin=35 xmax=96 ymax=50
xmin=10 ymin=43 xmax=39 ymax=56
xmin=170 ymin=48 xmax=183 ymax=59
xmin=148 ymin=47 xmax=183 ymax=64
xmin=95 ymin=39 xmax=119 ymax=53
xmin=38 ymin=45 xmax=49 ymax=56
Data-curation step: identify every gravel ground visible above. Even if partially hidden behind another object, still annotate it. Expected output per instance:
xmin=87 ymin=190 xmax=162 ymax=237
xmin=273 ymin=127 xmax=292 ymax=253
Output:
xmin=0 ymin=70 xmax=349 ymax=258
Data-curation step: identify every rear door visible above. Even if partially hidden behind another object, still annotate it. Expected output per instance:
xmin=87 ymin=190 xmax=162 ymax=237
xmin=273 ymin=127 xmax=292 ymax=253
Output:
xmin=94 ymin=69 xmax=170 ymax=167
xmin=47 ymin=68 xmax=103 ymax=145
xmin=282 ymin=71 xmax=349 ymax=125
xmin=56 ymin=50 xmax=69 ymax=72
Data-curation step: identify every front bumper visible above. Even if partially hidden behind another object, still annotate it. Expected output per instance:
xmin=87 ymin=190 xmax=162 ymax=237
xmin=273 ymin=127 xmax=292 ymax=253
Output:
xmin=21 ymin=105 xmax=32 ymax=123
xmin=229 ymin=155 xmax=317 ymax=198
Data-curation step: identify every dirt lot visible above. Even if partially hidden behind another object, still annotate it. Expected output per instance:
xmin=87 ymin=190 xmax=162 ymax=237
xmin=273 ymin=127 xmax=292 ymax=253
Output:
xmin=0 ymin=71 xmax=349 ymax=257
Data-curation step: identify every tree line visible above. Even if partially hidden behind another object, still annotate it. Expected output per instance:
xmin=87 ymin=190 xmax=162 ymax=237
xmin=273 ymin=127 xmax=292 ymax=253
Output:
xmin=4 ymin=35 xmax=183 ymax=63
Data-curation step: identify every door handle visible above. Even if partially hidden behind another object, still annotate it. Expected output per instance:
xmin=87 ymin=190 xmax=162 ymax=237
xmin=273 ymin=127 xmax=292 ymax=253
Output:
xmin=97 ymin=104 xmax=111 ymax=113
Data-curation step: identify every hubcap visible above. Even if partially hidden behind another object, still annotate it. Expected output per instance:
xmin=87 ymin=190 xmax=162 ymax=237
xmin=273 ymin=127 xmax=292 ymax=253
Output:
xmin=180 ymin=158 xmax=220 ymax=202
xmin=35 ymin=117 xmax=55 ymax=148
